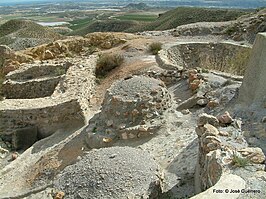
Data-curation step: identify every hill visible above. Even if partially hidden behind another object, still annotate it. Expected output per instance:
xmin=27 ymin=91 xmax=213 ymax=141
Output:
xmin=127 ymin=7 xmax=249 ymax=32
xmin=0 ymin=19 xmax=62 ymax=50
xmin=68 ymin=20 xmax=140 ymax=36
xmin=124 ymin=3 xmax=150 ymax=10
xmin=69 ymin=7 xmax=249 ymax=36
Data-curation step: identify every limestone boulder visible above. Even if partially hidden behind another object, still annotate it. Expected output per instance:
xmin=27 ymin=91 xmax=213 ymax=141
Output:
xmin=197 ymin=113 xmax=219 ymax=127
xmin=238 ymin=147 xmax=265 ymax=164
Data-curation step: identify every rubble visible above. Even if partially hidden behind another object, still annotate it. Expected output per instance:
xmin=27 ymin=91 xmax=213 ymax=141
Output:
xmin=54 ymin=147 xmax=161 ymax=199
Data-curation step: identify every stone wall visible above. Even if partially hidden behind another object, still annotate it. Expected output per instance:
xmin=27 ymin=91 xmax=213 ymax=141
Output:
xmin=2 ymin=76 xmax=61 ymax=99
xmin=158 ymin=42 xmax=251 ymax=75
xmin=2 ymin=62 xmax=71 ymax=99
xmin=0 ymin=98 xmax=84 ymax=138
xmin=0 ymin=55 xmax=97 ymax=140
xmin=194 ymin=113 xmax=265 ymax=197
xmin=6 ymin=62 xmax=70 ymax=81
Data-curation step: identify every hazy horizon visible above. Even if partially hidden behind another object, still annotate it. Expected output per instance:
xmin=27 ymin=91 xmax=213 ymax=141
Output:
xmin=0 ymin=0 xmax=265 ymax=8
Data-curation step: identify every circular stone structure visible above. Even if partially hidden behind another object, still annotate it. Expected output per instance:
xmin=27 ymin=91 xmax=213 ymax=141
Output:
xmin=158 ymin=42 xmax=251 ymax=76
xmin=86 ymin=76 xmax=172 ymax=147
xmin=101 ymin=75 xmax=172 ymax=124
xmin=54 ymin=147 xmax=160 ymax=199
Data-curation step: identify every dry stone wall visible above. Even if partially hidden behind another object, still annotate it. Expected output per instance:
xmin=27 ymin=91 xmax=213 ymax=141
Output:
xmin=5 ymin=62 xmax=70 ymax=80
xmin=194 ymin=113 xmax=265 ymax=197
xmin=0 ymin=98 xmax=83 ymax=138
xmin=86 ymin=75 xmax=173 ymax=148
xmin=0 ymin=55 xmax=97 ymax=141
xmin=158 ymin=42 xmax=251 ymax=75
xmin=3 ymin=76 xmax=61 ymax=99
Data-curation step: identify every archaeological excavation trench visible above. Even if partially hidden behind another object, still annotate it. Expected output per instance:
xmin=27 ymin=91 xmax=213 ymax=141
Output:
xmin=158 ymin=41 xmax=251 ymax=75
xmin=0 ymin=56 xmax=97 ymax=149
xmin=0 ymin=33 xmax=265 ymax=199
xmin=2 ymin=63 xmax=69 ymax=99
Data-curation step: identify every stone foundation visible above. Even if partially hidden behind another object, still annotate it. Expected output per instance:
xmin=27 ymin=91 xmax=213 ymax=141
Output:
xmin=86 ymin=75 xmax=173 ymax=148
xmin=0 ymin=98 xmax=84 ymax=138
xmin=194 ymin=113 xmax=265 ymax=197
xmin=2 ymin=62 xmax=71 ymax=99
xmin=0 ymin=56 xmax=97 ymax=144
xmin=3 ymin=76 xmax=61 ymax=99
xmin=158 ymin=42 xmax=251 ymax=75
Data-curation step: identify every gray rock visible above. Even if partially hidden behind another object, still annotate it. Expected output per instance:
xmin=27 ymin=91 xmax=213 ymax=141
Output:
xmin=236 ymin=33 xmax=266 ymax=109
xmin=217 ymin=111 xmax=233 ymax=125
xmin=196 ymin=99 xmax=208 ymax=106
xmin=197 ymin=113 xmax=219 ymax=127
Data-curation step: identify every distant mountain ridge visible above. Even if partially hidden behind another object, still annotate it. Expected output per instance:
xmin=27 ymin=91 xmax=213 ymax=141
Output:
xmin=0 ymin=0 xmax=266 ymax=8
xmin=69 ymin=7 xmax=248 ymax=36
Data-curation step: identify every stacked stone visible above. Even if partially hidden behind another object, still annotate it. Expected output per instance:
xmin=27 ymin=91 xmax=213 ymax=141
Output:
xmin=86 ymin=76 xmax=172 ymax=148
xmin=195 ymin=112 xmax=265 ymax=193
xmin=145 ymin=70 xmax=181 ymax=85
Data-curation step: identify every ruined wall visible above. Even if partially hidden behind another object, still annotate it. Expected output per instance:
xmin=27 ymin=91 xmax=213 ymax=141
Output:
xmin=2 ymin=62 xmax=70 ymax=99
xmin=0 ymin=98 xmax=84 ymax=138
xmin=158 ymin=42 xmax=251 ymax=76
xmin=194 ymin=113 xmax=265 ymax=197
xmin=6 ymin=62 xmax=70 ymax=80
xmin=3 ymin=76 xmax=61 ymax=99
xmin=0 ymin=56 xmax=97 ymax=139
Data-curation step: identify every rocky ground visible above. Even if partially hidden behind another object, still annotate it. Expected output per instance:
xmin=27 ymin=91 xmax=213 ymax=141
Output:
xmin=0 ymin=12 xmax=265 ymax=199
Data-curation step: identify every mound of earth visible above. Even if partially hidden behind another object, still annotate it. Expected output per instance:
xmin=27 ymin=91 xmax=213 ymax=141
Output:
xmin=142 ymin=8 xmax=265 ymax=45
xmin=54 ymin=146 xmax=161 ymax=199
xmin=0 ymin=19 xmax=63 ymax=50
xmin=0 ymin=32 xmax=133 ymax=74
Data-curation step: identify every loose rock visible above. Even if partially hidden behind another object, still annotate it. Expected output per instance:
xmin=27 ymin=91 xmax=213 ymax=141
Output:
xmin=197 ymin=113 xmax=219 ymax=127
xmin=54 ymin=147 xmax=161 ymax=199
xmin=238 ymin=147 xmax=266 ymax=164
xmin=217 ymin=111 xmax=233 ymax=125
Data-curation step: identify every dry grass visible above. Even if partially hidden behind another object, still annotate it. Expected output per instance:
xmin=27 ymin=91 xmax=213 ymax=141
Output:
xmin=96 ymin=53 xmax=124 ymax=77
xmin=148 ymin=42 xmax=162 ymax=55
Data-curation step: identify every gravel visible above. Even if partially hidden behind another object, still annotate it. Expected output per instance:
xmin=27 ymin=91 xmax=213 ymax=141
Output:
xmin=108 ymin=76 xmax=164 ymax=101
xmin=54 ymin=146 xmax=161 ymax=199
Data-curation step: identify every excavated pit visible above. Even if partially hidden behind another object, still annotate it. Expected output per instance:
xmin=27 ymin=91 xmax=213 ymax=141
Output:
xmin=0 ymin=56 xmax=97 ymax=150
xmin=2 ymin=63 xmax=70 ymax=99
xmin=0 ymin=31 xmax=265 ymax=199
xmin=158 ymin=42 xmax=251 ymax=75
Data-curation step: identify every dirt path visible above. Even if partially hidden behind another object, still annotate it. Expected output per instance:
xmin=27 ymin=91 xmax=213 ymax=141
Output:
xmin=90 ymin=35 xmax=177 ymax=109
